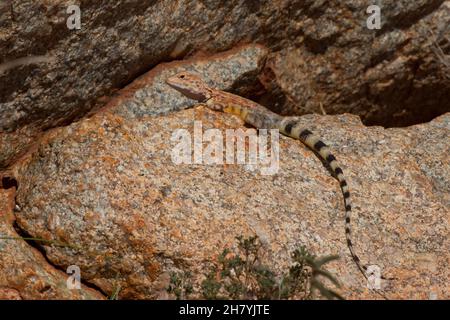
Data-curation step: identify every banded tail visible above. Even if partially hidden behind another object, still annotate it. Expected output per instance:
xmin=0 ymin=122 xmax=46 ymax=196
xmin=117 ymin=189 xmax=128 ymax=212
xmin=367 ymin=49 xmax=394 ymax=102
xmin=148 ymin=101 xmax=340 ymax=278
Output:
xmin=279 ymin=118 xmax=368 ymax=279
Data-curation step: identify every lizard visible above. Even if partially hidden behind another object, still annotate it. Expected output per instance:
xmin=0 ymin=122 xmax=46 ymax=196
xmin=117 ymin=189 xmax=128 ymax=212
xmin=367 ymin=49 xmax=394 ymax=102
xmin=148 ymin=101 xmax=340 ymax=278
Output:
xmin=166 ymin=71 xmax=371 ymax=280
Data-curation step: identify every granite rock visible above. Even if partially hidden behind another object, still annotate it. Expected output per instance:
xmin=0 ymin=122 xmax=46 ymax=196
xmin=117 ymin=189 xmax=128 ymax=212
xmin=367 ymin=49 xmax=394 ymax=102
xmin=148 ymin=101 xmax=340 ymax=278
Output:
xmin=266 ymin=1 xmax=450 ymax=127
xmin=8 ymin=48 xmax=449 ymax=298
xmin=1 ymin=0 xmax=448 ymax=169
xmin=0 ymin=0 xmax=311 ymax=168
xmin=0 ymin=188 xmax=104 ymax=300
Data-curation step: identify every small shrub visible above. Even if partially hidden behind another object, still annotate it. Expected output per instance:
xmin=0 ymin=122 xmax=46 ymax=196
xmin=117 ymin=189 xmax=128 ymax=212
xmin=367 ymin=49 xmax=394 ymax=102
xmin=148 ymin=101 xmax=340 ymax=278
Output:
xmin=199 ymin=236 xmax=343 ymax=300
xmin=167 ymin=270 xmax=194 ymax=300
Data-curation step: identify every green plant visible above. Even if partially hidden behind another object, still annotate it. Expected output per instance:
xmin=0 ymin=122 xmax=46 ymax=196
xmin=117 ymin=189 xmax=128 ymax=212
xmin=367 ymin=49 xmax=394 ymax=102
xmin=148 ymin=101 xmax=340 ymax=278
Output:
xmin=200 ymin=236 xmax=343 ymax=300
xmin=167 ymin=270 xmax=194 ymax=300
xmin=109 ymin=283 xmax=121 ymax=300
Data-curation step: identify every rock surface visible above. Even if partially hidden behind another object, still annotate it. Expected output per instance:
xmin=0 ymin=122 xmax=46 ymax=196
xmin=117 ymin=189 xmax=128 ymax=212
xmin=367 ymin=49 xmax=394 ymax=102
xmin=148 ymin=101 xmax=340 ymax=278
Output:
xmin=268 ymin=1 xmax=450 ymax=128
xmin=1 ymin=0 xmax=448 ymax=168
xmin=0 ymin=188 xmax=105 ymax=300
xmin=7 ymin=46 xmax=449 ymax=299
xmin=0 ymin=1 xmax=448 ymax=299
xmin=0 ymin=0 xmax=309 ymax=168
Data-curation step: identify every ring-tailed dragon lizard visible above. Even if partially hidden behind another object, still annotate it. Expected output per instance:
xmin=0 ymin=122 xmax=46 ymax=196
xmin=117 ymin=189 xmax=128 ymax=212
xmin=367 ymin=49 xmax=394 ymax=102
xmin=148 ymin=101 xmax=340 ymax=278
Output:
xmin=166 ymin=72 xmax=379 ymax=282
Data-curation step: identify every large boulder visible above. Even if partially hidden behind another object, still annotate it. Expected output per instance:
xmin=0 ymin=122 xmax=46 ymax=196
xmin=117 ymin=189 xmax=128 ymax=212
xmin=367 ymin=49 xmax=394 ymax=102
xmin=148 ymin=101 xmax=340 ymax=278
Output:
xmin=0 ymin=188 xmax=104 ymax=299
xmin=6 ymin=46 xmax=449 ymax=299
xmin=1 ymin=0 xmax=448 ymax=168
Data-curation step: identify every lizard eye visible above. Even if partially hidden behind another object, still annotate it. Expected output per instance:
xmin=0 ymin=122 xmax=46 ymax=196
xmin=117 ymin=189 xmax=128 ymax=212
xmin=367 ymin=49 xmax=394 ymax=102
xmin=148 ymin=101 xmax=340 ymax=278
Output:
xmin=179 ymin=74 xmax=185 ymax=79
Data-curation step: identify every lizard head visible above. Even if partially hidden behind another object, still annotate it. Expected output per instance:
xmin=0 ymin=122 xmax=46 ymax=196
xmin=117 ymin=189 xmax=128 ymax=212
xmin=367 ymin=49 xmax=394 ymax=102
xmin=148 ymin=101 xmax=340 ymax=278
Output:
xmin=166 ymin=72 xmax=212 ymax=102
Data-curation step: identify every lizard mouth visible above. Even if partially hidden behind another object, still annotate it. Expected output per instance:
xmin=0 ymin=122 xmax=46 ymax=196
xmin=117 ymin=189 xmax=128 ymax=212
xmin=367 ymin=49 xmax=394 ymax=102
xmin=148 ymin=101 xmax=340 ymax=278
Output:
xmin=166 ymin=82 xmax=208 ymax=102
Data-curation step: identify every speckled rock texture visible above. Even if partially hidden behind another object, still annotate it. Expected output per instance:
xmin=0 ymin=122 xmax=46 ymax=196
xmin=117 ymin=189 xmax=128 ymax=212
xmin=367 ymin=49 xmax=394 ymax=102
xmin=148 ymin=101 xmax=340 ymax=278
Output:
xmin=0 ymin=0 xmax=312 ymax=168
xmin=0 ymin=189 xmax=104 ymax=300
xmin=5 ymin=44 xmax=449 ymax=299
xmin=264 ymin=1 xmax=450 ymax=127
xmin=1 ymin=0 xmax=448 ymax=169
